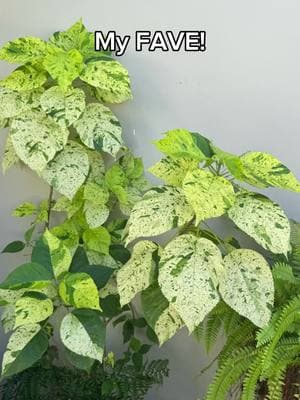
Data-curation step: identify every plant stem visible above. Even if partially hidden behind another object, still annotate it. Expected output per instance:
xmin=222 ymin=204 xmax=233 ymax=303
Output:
xmin=45 ymin=186 xmax=54 ymax=230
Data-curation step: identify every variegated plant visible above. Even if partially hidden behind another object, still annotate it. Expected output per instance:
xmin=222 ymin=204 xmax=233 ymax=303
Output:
xmin=116 ymin=128 xmax=300 ymax=394
xmin=0 ymin=20 xmax=154 ymax=378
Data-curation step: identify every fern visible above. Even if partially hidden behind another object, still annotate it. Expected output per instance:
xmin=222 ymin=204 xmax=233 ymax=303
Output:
xmin=261 ymin=296 xmax=300 ymax=376
xmin=204 ymin=314 xmax=223 ymax=352
xmin=218 ymin=320 xmax=255 ymax=366
xmin=205 ymin=346 xmax=258 ymax=400
xmin=267 ymin=366 xmax=286 ymax=400
xmin=241 ymin=351 xmax=264 ymax=400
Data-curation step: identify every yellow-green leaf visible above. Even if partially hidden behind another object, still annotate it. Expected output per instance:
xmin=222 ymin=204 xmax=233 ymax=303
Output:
xmin=43 ymin=230 xmax=72 ymax=279
xmin=183 ymin=169 xmax=235 ymax=224
xmin=117 ymin=241 xmax=158 ymax=307
xmin=14 ymin=292 xmax=53 ymax=328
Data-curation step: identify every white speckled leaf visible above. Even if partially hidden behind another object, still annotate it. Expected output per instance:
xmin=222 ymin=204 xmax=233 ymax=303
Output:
xmin=0 ymin=64 xmax=47 ymax=91
xmin=43 ymin=230 xmax=72 ymax=279
xmin=60 ymin=309 xmax=105 ymax=361
xmin=240 ymin=152 xmax=300 ymax=192
xmin=123 ymin=186 xmax=194 ymax=245
xmin=2 ymin=324 xmax=48 ymax=377
xmin=0 ymin=37 xmax=47 ymax=63
xmin=59 ymin=272 xmax=100 ymax=310
xmin=1 ymin=305 xmax=15 ymax=334
xmin=41 ymin=141 xmax=89 ymax=199
xmin=86 ymin=150 xmax=105 ymax=184
xmin=149 ymin=157 xmax=198 ymax=186
xmin=219 ymin=249 xmax=274 ymax=327
xmin=2 ymin=134 xmax=20 ymax=173
xmin=43 ymin=47 xmax=83 ymax=91
xmin=117 ymin=240 xmax=158 ymax=307
xmin=80 ymin=60 xmax=132 ymax=104
xmin=74 ymin=103 xmax=123 ymax=157
xmin=183 ymin=169 xmax=235 ymax=224
xmin=0 ymin=87 xmax=30 ymax=119
xmin=10 ymin=110 xmax=68 ymax=172
xmin=14 ymin=292 xmax=53 ymax=328
xmin=228 ymin=193 xmax=290 ymax=254
xmin=40 ymin=86 xmax=85 ymax=127
xmin=158 ymin=234 xmax=222 ymax=333
xmin=141 ymin=283 xmax=183 ymax=345
xmin=84 ymin=202 xmax=109 ymax=228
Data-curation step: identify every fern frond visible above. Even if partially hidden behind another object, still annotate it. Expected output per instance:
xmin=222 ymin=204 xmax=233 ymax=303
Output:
xmin=223 ymin=308 xmax=244 ymax=336
xmin=241 ymin=351 xmax=264 ymax=400
xmin=205 ymin=346 xmax=258 ymax=400
xmin=261 ymin=296 xmax=300 ymax=376
xmin=272 ymin=262 xmax=296 ymax=284
xmin=256 ymin=309 xmax=282 ymax=347
xmin=290 ymin=245 xmax=300 ymax=277
xmin=219 ymin=320 xmax=255 ymax=366
xmin=267 ymin=366 xmax=286 ymax=400
xmin=204 ymin=314 xmax=223 ymax=352
xmin=194 ymin=322 xmax=205 ymax=342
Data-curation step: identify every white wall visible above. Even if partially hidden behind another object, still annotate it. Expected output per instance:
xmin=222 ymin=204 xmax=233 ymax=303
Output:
xmin=1 ymin=1 xmax=300 ymax=399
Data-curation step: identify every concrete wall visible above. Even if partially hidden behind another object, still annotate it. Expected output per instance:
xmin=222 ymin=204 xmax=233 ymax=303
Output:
xmin=1 ymin=1 xmax=300 ymax=399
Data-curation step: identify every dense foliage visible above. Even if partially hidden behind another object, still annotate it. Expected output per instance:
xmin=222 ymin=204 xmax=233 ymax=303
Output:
xmin=0 ymin=20 xmax=167 ymax=398
xmin=0 ymin=348 xmax=168 ymax=400
xmin=116 ymin=128 xmax=300 ymax=398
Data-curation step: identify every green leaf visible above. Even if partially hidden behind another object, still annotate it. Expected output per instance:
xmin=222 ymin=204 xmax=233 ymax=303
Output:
xmin=122 ymin=320 xmax=134 ymax=343
xmin=43 ymin=230 xmax=72 ymax=279
xmin=74 ymin=103 xmax=123 ymax=157
xmin=0 ymin=64 xmax=47 ymax=91
xmin=240 ymin=151 xmax=300 ymax=192
xmin=82 ymin=227 xmax=111 ymax=255
xmin=123 ymin=186 xmax=194 ymax=245
xmin=149 ymin=157 xmax=198 ymax=186
xmin=2 ymin=241 xmax=25 ymax=253
xmin=141 ymin=283 xmax=183 ymax=345
xmin=12 ymin=202 xmax=37 ymax=217
xmin=109 ymin=243 xmax=131 ymax=264
xmin=153 ymin=129 xmax=208 ymax=161
xmin=228 ymin=192 xmax=290 ymax=254
xmin=158 ymin=234 xmax=222 ymax=333
xmin=64 ymin=347 xmax=94 ymax=371
xmin=49 ymin=19 xmax=90 ymax=53
xmin=41 ymin=141 xmax=89 ymax=199
xmin=183 ymin=169 xmax=235 ymax=224
xmin=53 ymin=190 xmax=84 ymax=218
xmin=14 ymin=292 xmax=53 ymax=328
xmin=83 ymin=182 xmax=109 ymax=205
xmin=0 ymin=87 xmax=30 ymax=119
xmin=212 ymin=145 xmax=244 ymax=180
xmin=1 ymin=324 xmax=48 ymax=378
xmin=100 ymin=294 xmax=122 ymax=318
xmin=70 ymin=247 xmax=114 ymax=289
xmin=40 ymin=86 xmax=85 ymax=127
xmin=10 ymin=110 xmax=69 ymax=172
xmin=0 ymin=262 xmax=53 ymax=290
xmin=80 ymin=60 xmax=132 ymax=104
xmin=2 ymin=134 xmax=19 ymax=173
xmin=59 ymin=272 xmax=100 ymax=310
xmin=0 ymin=37 xmax=47 ymax=63
xmin=219 ymin=249 xmax=274 ymax=327
xmin=117 ymin=240 xmax=158 ymax=306
xmin=43 ymin=46 xmax=83 ymax=91
xmin=60 ymin=309 xmax=105 ymax=361
xmin=50 ymin=220 xmax=79 ymax=250
xmin=31 ymin=238 xmax=52 ymax=274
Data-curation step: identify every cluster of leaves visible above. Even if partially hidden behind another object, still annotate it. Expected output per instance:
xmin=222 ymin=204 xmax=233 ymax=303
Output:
xmin=0 ymin=19 xmax=158 ymax=384
xmin=0 ymin=347 xmax=168 ymax=400
xmin=113 ymin=128 xmax=300 ymax=397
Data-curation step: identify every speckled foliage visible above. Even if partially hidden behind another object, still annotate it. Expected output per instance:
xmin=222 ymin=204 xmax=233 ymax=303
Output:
xmin=119 ymin=126 xmax=300 ymax=371
xmin=0 ymin=20 xmax=154 ymax=379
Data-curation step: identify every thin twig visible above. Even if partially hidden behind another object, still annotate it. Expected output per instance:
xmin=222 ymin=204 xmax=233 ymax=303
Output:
xmin=45 ymin=186 xmax=54 ymax=230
